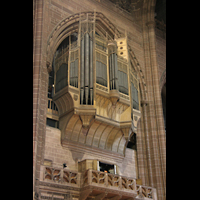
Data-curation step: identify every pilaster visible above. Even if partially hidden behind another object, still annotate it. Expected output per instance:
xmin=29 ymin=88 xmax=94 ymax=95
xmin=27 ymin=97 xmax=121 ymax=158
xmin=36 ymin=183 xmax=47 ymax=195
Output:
xmin=143 ymin=20 xmax=166 ymax=200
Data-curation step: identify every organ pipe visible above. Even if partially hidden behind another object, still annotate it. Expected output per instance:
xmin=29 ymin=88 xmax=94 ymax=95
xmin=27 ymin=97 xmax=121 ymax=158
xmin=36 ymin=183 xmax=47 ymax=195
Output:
xmin=80 ymin=22 xmax=94 ymax=105
xmin=109 ymin=52 xmax=118 ymax=91
xmin=115 ymin=53 xmax=118 ymax=90
xmin=80 ymin=36 xmax=85 ymax=104
xmin=85 ymin=33 xmax=89 ymax=104
xmin=112 ymin=54 xmax=115 ymax=89
xmin=89 ymin=35 xmax=93 ymax=105
xmin=75 ymin=59 xmax=78 ymax=87
xmin=109 ymin=56 xmax=112 ymax=89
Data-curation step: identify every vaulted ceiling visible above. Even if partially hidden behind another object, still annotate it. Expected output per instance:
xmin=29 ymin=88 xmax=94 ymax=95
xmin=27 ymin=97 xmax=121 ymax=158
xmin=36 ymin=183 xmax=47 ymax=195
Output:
xmin=155 ymin=0 xmax=166 ymax=24
xmin=108 ymin=0 xmax=144 ymax=13
xmin=108 ymin=0 xmax=166 ymax=24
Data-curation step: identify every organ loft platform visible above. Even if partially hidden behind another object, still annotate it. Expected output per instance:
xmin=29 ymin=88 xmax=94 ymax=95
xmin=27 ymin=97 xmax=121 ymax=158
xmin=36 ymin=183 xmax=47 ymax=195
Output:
xmin=42 ymin=11 xmax=159 ymax=200
xmin=47 ymin=12 xmax=142 ymax=157
xmin=39 ymin=160 xmax=157 ymax=200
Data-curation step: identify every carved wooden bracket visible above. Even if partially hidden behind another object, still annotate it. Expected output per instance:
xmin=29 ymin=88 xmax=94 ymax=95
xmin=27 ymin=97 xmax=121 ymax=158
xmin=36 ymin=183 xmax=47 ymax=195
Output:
xmin=80 ymin=115 xmax=94 ymax=128
xmin=109 ymin=90 xmax=120 ymax=106
xmin=80 ymin=115 xmax=95 ymax=136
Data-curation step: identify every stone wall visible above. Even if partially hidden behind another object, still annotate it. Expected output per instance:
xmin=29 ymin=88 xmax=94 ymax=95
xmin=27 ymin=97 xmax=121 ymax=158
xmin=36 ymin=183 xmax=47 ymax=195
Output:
xmin=43 ymin=125 xmax=138 ymax=179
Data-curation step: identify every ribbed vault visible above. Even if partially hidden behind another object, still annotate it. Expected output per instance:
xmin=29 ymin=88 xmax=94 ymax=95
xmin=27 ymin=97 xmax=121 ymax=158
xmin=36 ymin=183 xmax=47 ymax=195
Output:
xmin=64 ymin=115 xmax=127 ymax=155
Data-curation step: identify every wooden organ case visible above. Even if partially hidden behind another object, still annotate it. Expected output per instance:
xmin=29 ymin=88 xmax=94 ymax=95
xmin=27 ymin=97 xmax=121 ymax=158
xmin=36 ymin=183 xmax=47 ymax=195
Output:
xmin=52 ymin=13 xmax=141 ymax=155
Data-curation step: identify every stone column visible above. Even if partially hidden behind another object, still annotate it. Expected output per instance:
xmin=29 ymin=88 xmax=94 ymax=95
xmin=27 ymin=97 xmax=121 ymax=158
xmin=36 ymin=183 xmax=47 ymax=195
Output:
xmin=146 ymin=21 xmax=166 ymax=200
xmin=142 ymin=102 xmax=154 ymax=187
xmin=33 ymin=0 xmax=43 ymax=194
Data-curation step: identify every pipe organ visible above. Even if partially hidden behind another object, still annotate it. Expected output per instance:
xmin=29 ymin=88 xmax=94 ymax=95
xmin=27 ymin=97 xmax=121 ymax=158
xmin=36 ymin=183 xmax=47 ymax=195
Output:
xmin=52 ymin=13 xmax=141 ymax=155
xmin=80 ymin=20 xmax=94 ymax=105
xmin=69 ymin=49 xmax=78 ymax=88
xmin=108 ymin=41 xmax=118 ymax=91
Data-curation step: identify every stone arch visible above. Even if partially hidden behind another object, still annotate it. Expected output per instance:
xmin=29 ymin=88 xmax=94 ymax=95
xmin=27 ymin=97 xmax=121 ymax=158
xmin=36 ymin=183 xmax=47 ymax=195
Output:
xmin=46 ymin=11 xmax=122 ymax=68
xmin=46 ymin=11 xmax=148 ymax=156
xmin=142 ymin=0 xmax=157 ymax=22
xmin=46 ymin=11 xmax=147 ymax=104
xmin=128 ymin=47 xmax=147 ymax=101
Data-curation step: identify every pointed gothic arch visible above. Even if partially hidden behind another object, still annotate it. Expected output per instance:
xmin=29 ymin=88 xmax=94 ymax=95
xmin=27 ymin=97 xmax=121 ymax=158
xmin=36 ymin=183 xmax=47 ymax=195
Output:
xmin=46 ymin=11 xmax=147 ymax=103
xmin=45 ymin=11 xmax=147 ymax=156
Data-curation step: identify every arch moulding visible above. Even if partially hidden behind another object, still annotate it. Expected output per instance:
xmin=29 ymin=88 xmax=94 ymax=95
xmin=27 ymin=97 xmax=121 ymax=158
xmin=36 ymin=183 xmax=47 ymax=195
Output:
xmin=46 ymin=11 xmax=147 ymax=101
xmin=45 ymin=11 xmax=148 ymax=156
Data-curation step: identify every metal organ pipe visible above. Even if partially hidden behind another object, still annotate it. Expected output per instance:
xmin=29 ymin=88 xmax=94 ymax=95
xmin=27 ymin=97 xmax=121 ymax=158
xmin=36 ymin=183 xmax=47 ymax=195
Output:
xmin=80 ymin=36 xmax=85 ymax=105
xmin=112 ymin=53 xmax=115 ymax=89
xmin=114 ymin=53 xmax=118 ymax=91
xmin=85 ymin=33 xmax=89 ymax=104
xmin=89 ymin=34 xmax=93 ymax=105
xmin=109 ymin=55 xmax=112 ymax=90
xmin=80 ymin=22 xmax=94 ymax=105
xmin=75 ymin=59 xmax=78 ymax=87
xmin=109 ymin=51 xmax=118 ymax=91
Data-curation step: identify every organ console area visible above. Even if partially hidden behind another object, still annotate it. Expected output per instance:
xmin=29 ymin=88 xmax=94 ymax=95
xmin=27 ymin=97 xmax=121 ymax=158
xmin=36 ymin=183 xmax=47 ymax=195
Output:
xmin=50 ymin=13 xmax=141 ymax=155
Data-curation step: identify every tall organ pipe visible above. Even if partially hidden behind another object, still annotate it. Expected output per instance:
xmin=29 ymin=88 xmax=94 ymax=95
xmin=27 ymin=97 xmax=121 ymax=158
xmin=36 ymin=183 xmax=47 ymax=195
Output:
xmin=89 ymin=35 xmax=93 ymax=105
xmin=114 ymin=53 xmax=118 ymax=90
xmin=80 ymin=36 xmax=85 ymax=104
xmin=109 ymin=56 xmax=112 ymax=90
xmin=112 ymin=53 xmax=115 ymax=89
xmin=85 ymin=33 xmax=89 ymax=104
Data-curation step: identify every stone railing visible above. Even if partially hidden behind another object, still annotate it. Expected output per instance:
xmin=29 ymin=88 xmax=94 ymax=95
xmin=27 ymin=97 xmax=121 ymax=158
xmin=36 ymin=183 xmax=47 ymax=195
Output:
xmin=136 ymin=185 xmax=154 ymax=199
xmin=43 ymin=166 xmax=80 ymax=187
xmin=42 ymin=167 xmax=157 ymax=199
xmin=82 ymin=169 xmax=136 ymax=192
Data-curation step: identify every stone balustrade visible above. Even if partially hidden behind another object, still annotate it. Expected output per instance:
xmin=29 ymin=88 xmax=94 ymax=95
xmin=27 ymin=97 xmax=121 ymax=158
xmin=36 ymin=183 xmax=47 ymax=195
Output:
xmin=43 ymin=167 xmax=157 ymax=199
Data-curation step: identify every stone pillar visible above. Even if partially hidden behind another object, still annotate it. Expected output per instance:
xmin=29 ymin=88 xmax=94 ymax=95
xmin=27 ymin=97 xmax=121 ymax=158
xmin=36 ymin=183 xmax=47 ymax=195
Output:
xmin=33 ymin=0 xmax=43 ymax=193
xmin=146 ymin=21 xmax=166 ymax=200
xmin=141 ymin=102 xmax=154 ymax=187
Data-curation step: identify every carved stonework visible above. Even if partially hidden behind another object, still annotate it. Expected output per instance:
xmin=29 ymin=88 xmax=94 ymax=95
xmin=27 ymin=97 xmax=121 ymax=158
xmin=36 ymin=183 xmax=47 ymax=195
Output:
xmin=109 ymin=0 xmax=143 ymax=13
xmin=47 ymin=11 xmax=142 ymax=156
